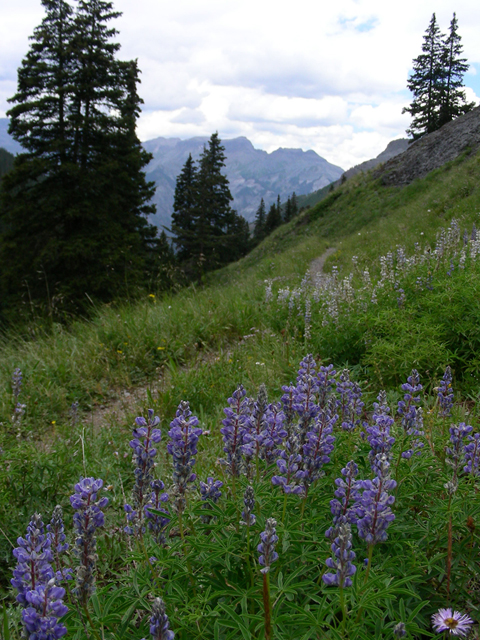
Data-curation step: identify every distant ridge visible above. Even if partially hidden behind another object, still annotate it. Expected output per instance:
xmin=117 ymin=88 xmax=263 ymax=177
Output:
xmin=143 ymin=136 xmax=344 ymax=227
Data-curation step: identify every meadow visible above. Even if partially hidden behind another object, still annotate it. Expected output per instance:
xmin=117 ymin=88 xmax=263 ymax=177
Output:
xmin=1 ymin=149 xmax=480 ymax=639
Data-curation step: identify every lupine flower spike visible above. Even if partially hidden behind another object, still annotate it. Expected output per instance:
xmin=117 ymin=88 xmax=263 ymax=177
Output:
xmin=258 ymin=518 xmax=279 ymax=574
xmin=438 ymin=366 xmax=454 ymax=417
xmin=240 ymin=486 xmax=256 ymax=526
xmin=148 ymin=597 xmax=175 ymax=640
xmin=70 ymin=477 xmax=108 ymax=605
xmin=393 ymin=622 xmax=407 ymax=638
xmin=125 ymin=410 xmax=162 ymax=534
xmin=322 ymin=522 xmax=356 ymax=587
xmin=167 ymin=401 xmax=202 ymax=512
xmin=431 ymin=608 xmax=473 ymax=636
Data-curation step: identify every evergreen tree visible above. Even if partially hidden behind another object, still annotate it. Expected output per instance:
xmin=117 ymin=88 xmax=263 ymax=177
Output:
xmin=0 ymin=0 xmax=157 ymax=316
xmin=171 ymin=153 xmax=198 ymax=262
xmin=0 ymin=148 xmax=14 ymax=180
xmin=403 ymin=13 xmax=474 ymax=139
xmin=403 ymin=13 xmax=445 ymax=138
xmin=253 ymin=198 xmax=266 ymax=242
xmin=194 ymin=132 xmax=235 ymax=272
xmin=284 ymin=196 xmax=293 ymax=222
xmin=291 ymin=192 xmax=298 ymax=217
xmin=438 ymin=13 xmax=475 ymax=127
xmin=265 ymin=200 xmax=282 ymax=234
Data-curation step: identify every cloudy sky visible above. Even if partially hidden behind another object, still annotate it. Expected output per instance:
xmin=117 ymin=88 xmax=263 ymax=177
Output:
xmin=1 ymin=0 xmax=479 ymax=170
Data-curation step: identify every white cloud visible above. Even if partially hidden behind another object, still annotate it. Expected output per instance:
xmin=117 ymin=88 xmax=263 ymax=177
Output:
xmin=2 ymin=0 xmax=480 ymax=168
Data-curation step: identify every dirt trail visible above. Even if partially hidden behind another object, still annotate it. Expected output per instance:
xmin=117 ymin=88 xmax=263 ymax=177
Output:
xmin=309 ymin=247 xmax=337 ymax=279
xmin=83 ymin=247 xmax=337 ymax=430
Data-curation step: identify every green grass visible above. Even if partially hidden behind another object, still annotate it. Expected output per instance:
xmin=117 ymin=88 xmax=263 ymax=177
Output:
xmin=1 ymin=148 xmax=480 ymax=638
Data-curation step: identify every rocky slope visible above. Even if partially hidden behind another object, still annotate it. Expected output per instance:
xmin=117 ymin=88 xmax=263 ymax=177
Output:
xmin=374 ymin=105 xmax=480 ymax=186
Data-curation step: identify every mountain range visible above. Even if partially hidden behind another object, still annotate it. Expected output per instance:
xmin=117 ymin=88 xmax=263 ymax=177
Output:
xmin=0 ymin=117 xmax=410 ymax=228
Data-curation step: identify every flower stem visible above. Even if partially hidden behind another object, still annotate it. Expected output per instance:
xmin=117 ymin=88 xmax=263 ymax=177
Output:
xmin=262 ymin=571 xmax=273 ymax=640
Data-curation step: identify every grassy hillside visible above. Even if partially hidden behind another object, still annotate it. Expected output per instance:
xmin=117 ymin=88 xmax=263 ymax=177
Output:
xmin=1 ymin=148 xmax=480 ymax=638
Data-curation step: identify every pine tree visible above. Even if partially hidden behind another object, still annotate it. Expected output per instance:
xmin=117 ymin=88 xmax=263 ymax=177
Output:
xmin=253 ymin=198 xmax=266 ymax=242
xmin=194 ymin=132 xmax=235 ymax=272
xmin=291 ymin=192 xmax=298 ymax=217
xmin=438 ymin=13 xmax=475 ymax=127
xmin=403 ymin=13 xmax=445 ymax=139
xmin=403 ymin=13 xmax=474 ymax=139
xmin=284 ymin=196 xmax=293 ymax=222
xmin=171 ymin=153 xmax=198 ymax=262
xmin=0 ymin=0 xmax=157 ymax=316
xmin=265 ymin=201 xmax=282 ymax=234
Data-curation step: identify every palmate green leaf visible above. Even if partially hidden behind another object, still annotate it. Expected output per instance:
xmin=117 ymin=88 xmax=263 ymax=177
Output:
xmin=215 ymin=601 xmax=257 ymax=640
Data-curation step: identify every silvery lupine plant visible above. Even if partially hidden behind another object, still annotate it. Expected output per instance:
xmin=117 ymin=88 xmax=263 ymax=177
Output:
xmin=145 ymin=597 xmax=175 ymax=640
xmin=258 ymin=518 xmax=279 ymax=574
xmin=322 ymin=522 xmax=356 ymax=588
xmin=220 ymin=385 xmax=254 ymax=476
xmin=292 ymin=354 xmax=320 ymax=440
xmin=367 ymin=391 xmax=395 ymax=474
xmin=251 ymin=384 xmax=268 ymax=460
xmin=317 ymin=364 xmax=337 ymax=409
xmin=240 ymin=486 xmax=256 ymax=526
xmin=446 ymin=423 xmax=473 ymax=482
xmin=257 ymin=402 xmax=287 ymax=463
xmin=144 ymin=480 xmax=170 ymax=546
xmin=336 ymin=369 xmax=363 ymax=431
xmin=464 ymin=432 xmax=480 ymax=477
xmin=11 ymin=514 xmax=68 ymax=639
xmin=11 ymin=367 xmax=26 ymax=427
xmin=326 ymin=461 xmax=362 ymax=539
xmin=125 ymin=410 xmax=162 ymax=534
xmin=167 ymin=401 xmax=202 ymax=512
xmin=300 ymin=398 xmax=336 ymax=491
xmin=70 ymin=477 xmax=108 ymax=605
xmin=397 ymin=370 xmax=424 ymax=459
xmin=355 ymin=455 xmax=396 ymax=547
xmin=437 ymin=366 xmax=454 ymax=417
xmin=272 ymin=438 xmax=304 ymax=495
xmin=47 ymin=506 xmax=71 ymax=579
xmin=199 ymin=477 xmax=223 ymax=523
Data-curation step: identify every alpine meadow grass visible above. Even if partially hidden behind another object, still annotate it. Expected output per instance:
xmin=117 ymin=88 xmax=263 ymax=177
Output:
xmin=1 ymin=154 xmax=480 ymax=639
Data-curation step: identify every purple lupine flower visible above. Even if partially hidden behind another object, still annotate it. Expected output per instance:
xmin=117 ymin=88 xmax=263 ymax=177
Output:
xmin=367 ymin=392 xmax=395 ymax=474
xmin=21 ymin=579 xmax=68 ymax=639
xmin=355 ymin=455 xmax=396 ymax=546
xmin=148 ymin=597 xmax=175 ymax=640
xmin=301 ymin=399 xmax=336 ymax=488
xmin=280 ymin=384 xmax=296 ymax=429
xmin=220 ymin=385 xmax=253 ymax=476
xmin=70 ymin=477 xmax=108 ymax=605
xmin=393 ymin=622 xmax=407 ymax=638
xmin=199 ymin=477 xmax=223 ymax=503
xmin=464 ymin=432 xmax=480 ymax=476
xmin=125 ymin=410 xmax=162 ymax=532
xmin=47 ymin=506 xmax=72 ymax=582
xmin=240 ymin=486 xmax=256 ymax=526
xmin=271 ymin=440 xmax=304 ymax=495
xmin=438 ymin=366 xmax=454 ymax=417
xmin=293 ymin=354 xmax=319 ymax=437
xmin=317 ymin=364 xmax=336 ymax=409
xmin=144 ymin=480 xmax=170 ymax=546
xmin=258 ymin=518 xmax=279 ymax=574
xmin=322 ymin=522 xmax=356 ymax=587
xmin=257 ymin=402 xmax=287 ymax=463
xmin=431 ymin=608 xmax=473 ymax=636
xmin=11 ymin=514 xmax=55 ymax=605
xmin=326 ymin=461 xmax=362 ymax=539
xmin=398 ymin=370 xmax=424 ymax=459
xmin=336 ymin=370 xmax=363 ymax=431
xmin=199 ymin=477 xmax=223 ymax=523
xmin=12 ymin=367 xmax=22 ymax=401
xmin=167 ymin=401 xmax=202 ymax=511
xmin=446 ymin=423 xmax=473 ymax=481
